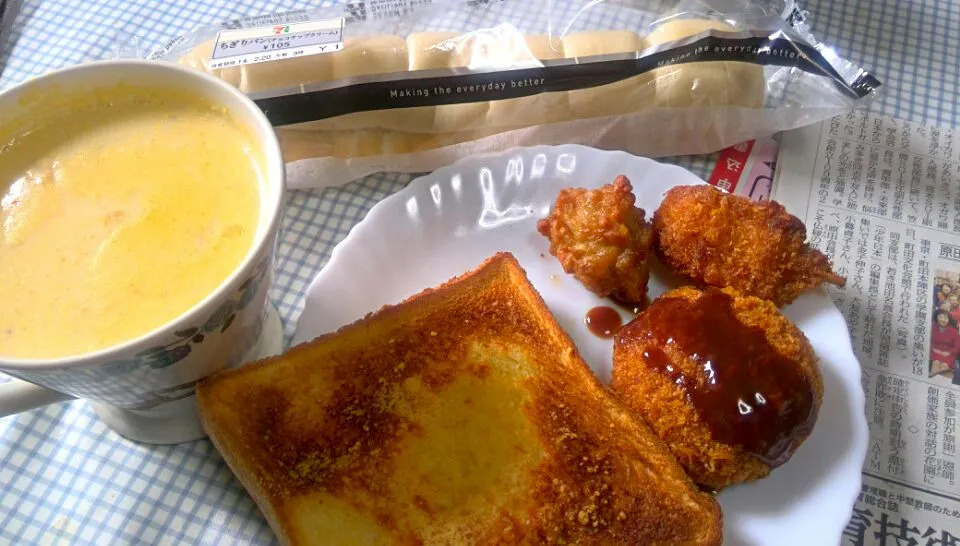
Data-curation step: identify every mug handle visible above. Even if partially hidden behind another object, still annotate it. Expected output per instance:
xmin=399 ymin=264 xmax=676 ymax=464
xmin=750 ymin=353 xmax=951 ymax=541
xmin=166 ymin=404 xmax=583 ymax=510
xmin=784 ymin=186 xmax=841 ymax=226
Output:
xmin=0 ymin=377 xmax=76 ymax=418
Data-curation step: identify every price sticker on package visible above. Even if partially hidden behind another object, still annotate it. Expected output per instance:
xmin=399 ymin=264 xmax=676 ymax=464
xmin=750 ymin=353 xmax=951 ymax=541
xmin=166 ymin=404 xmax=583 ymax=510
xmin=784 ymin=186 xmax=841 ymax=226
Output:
xmin=209 ymin=17 xmax=344 ymax=70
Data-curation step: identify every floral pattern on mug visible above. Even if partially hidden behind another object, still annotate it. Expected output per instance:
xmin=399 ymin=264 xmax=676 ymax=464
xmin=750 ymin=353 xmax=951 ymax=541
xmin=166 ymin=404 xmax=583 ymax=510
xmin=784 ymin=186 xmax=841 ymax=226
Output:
xmin=91 ymin=257 xmax=270 ymax=379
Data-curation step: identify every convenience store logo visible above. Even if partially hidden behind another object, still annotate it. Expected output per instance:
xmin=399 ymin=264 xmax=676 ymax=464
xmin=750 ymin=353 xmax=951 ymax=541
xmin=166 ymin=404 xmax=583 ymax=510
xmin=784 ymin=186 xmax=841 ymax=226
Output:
xmin=272 ymin=25 xmax=290 ymax=35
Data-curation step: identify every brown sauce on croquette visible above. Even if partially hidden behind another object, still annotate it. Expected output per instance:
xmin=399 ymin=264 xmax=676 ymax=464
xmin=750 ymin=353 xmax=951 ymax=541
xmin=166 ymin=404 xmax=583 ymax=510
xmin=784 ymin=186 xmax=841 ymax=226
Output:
xmin=619 ymin=289 xmax=815 ymax=467
xmin=585 ymin=306 xmax=623 ymax=339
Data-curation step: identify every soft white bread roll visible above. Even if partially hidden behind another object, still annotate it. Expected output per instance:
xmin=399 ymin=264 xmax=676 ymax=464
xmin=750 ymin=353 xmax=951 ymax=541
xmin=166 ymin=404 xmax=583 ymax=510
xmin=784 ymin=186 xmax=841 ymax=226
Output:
xmin=179 ymin=23 xmax=767 ymax=161
xmin=524 ymin=34 xmax=564 ymax=61
xmin=561 ymin=30 xmax=642 ymax=59
xmin=487 ymin=35 xmax=571 ymax=126
xmin=239 ymin=53 xmax=334 ymax=94
xmin=177 ymin=39 xmax=241 ymax=87
xmin=456 ymin=25 xmax=534 ymax=69
xmin=297 ymin=31 xmax=569 ymax=134
xmin=294 ymin=32 xmax=491 ymax=134
xmin=276 ymin=125 xmax=511 ymax=161
xmin=288 ymin=35 xmax=409 ymax=132
xmin=646 ymin=19 xmax=766 ymax=108
xmin=400 ymin=32 xmax=490 ymax=134
xmin=407 ymin=31 xmax=462 ymax=68
xmin=561 ymin=30 xmax=656 ymax=119
xmin=276 ymin=128 xmax=424 ymax=161
xmin=332 ymin=35 xmax=409 ymax=80
xmin=274 ymin=127 xmax=338 ymax=161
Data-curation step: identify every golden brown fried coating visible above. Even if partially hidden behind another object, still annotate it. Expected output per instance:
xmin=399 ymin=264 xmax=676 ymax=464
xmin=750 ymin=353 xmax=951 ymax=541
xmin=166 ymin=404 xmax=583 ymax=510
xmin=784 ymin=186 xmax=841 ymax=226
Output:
xmin=610 ymin=286 xmax=823 ymax=491
xmin=537 ymin=175 xmax=653 ymax=303
xmin=652 ymin=185 xmax=845 ymax=306
xmin=198 ymin=254 xmax=723 ymax=546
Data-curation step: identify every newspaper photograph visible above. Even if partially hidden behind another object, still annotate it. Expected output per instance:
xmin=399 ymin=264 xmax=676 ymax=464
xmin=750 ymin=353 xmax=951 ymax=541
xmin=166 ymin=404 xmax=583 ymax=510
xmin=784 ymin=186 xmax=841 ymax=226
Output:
xmin=768 ymin=111 xmax=960 ymax=545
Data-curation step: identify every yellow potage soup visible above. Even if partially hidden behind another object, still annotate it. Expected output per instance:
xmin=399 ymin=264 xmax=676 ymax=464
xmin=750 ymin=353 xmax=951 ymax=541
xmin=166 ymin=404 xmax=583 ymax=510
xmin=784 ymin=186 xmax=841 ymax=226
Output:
xmin=0 ymin=86 xmax=264 ymax=359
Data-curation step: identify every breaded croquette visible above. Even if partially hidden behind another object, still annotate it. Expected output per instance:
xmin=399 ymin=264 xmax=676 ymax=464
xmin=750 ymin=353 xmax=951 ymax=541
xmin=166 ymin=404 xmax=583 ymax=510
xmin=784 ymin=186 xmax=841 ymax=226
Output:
xmin=652 ymin=185 xmax=845 ymax=306
xmin=611 ymin=286 xmax=823 ymax=491
xmin=537 ymin=175 xmax=653 ymax=303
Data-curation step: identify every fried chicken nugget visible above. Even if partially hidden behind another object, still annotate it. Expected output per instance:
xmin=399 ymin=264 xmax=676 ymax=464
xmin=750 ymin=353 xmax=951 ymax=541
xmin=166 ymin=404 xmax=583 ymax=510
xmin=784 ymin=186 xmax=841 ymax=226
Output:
xmin=611 ymin=286 xmax=823 ymax=490
xmin=537 ymin=175 xmax=653 ymax=303
xmin=653 ymin=185 xmax=845 ymax=306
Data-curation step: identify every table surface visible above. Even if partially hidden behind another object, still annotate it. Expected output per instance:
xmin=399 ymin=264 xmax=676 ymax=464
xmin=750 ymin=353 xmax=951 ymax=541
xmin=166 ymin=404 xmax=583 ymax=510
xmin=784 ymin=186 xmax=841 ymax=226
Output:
xmin=0 ymin=0 xmax=957 ymax=544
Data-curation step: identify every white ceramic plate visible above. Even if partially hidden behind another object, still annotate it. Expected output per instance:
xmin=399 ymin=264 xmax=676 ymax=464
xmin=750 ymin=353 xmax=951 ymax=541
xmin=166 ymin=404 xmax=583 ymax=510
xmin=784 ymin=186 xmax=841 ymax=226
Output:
xmin=293 ymin=145 xmax=867 ymax=546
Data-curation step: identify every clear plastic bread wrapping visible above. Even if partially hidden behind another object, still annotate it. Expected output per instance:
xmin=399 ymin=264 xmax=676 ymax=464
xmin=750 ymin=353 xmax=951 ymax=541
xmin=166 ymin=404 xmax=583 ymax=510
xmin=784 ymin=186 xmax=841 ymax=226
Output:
xmin=149 ymin=0 xmax=881 ymax=187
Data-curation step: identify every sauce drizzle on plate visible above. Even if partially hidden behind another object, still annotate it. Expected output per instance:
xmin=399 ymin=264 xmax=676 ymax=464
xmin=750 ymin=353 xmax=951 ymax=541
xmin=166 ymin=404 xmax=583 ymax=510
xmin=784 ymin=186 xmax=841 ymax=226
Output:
xmin=584 ymin=306 xmax=622 ymax=339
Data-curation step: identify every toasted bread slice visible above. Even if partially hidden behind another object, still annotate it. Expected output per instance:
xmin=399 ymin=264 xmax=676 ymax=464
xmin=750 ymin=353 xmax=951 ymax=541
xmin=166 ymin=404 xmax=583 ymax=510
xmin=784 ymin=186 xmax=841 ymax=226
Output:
xmin=197 ymin=252 xmax=722 ymax=545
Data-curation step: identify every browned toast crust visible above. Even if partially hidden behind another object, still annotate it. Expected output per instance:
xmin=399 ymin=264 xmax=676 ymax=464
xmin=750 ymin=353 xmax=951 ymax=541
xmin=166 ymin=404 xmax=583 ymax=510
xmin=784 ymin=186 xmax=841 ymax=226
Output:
xmin=197 ymin=252 xmax=722 ymax=545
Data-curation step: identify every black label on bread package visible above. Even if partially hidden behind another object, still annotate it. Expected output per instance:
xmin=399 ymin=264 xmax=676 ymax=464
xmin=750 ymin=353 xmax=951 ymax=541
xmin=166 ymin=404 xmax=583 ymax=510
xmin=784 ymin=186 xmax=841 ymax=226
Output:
xmin=254 ymin=30 xmax=881 ymax=126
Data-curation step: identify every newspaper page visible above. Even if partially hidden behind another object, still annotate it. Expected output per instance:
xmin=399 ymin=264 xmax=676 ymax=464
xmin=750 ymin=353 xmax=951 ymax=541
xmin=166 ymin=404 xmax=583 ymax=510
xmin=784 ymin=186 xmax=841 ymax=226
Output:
xmin=767 ymin=112 xmax=960 ymax=546
xmin=708 ymin=135 xmax=781 ymax=202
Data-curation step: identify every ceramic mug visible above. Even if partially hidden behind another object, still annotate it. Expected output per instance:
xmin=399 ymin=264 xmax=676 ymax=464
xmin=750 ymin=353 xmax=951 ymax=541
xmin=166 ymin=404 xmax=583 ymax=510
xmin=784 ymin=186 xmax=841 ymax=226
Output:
xmin=0 ymin=60 xmax=286 ymax=444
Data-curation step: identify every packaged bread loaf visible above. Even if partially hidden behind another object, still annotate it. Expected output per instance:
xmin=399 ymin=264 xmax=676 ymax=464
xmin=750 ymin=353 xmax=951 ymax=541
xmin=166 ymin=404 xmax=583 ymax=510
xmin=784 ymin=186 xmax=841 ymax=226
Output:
xmin=150 ymin=0 xmax=880 ymax=187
